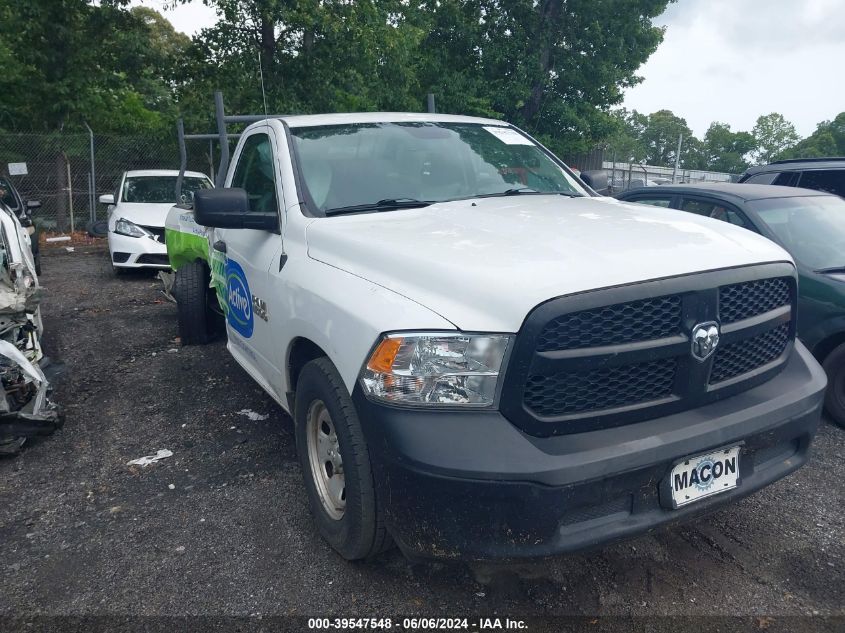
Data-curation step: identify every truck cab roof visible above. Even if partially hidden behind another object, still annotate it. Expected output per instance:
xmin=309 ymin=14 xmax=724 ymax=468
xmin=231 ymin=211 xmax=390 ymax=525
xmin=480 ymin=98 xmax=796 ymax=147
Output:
xmin=253 ymin=112 xmax=513 ymax=130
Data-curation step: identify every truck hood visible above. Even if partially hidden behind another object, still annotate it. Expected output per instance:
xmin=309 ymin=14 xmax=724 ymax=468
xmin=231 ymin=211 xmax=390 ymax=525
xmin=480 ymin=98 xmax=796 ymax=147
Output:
xmin=306 ymin=196 xmax=793 ymax=332
xmin=111 ymin=203 xmax=173 ymax=228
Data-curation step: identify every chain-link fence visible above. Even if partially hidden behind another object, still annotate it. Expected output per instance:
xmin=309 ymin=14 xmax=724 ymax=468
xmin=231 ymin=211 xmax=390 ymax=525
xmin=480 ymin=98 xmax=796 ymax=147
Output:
xmin=0 ymin=132 xmax=217 ymax=232
xmin=563 ymin=147 xmax=738 ymax=195
xmin=1 ymin=131 xmax=741 ymax=231
xmin=601 ymin=160 xmax=735 ymax=193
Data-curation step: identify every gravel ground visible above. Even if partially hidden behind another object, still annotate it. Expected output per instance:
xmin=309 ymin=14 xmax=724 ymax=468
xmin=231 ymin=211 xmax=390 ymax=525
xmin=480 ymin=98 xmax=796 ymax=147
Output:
xmin=1 ymin=246 xmax=843 ymax=630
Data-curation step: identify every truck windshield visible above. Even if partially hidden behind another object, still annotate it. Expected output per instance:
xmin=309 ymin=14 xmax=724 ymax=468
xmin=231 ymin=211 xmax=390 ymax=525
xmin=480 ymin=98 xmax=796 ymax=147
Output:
xmin=122 ymin=176 xmax=211 ymax=203
xmin=749 ymin=195 xmax=845 ymax=271
xmin=289 ymin=122 xmax=588 ymax=213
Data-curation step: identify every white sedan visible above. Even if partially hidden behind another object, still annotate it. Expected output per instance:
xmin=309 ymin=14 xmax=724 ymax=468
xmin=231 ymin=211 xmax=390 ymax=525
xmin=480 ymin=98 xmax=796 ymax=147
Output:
xmin=100 ymin=169 xmax=213 ymax=274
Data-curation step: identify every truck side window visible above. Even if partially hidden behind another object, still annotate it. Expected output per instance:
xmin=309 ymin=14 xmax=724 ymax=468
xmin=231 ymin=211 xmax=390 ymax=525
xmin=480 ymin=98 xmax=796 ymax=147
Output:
xmin=231 ymin=133 xmax=278 ymax=213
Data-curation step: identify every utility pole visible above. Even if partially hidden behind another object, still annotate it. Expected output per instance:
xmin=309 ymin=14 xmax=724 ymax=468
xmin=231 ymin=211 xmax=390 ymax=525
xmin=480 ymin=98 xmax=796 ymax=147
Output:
xmin=672 ymin=134 xmax=683 ymax=183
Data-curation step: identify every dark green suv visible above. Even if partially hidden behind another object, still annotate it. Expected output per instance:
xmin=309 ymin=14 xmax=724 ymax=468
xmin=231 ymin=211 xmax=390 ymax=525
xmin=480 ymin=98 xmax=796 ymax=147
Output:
xmin=617 ymin=182 xmax=845 ymax=427
xmin=739 ymin=157 xmax=845 ymax=197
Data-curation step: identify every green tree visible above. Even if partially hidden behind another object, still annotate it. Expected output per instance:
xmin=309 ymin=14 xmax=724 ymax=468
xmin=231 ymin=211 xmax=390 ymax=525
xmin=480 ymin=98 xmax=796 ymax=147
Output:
xmin=426 ymin=0 xmax=673 ymax=157
xmin=637 ymin=110 xmax=692 ymax=166
xmin=177 ymin=0 xmax=672 ymax=157
xmin=782 ymin=112 xmax=845 ymax=159
xmin=605 ymin=109 xmax=649 ymax=163
xmin=175 ymin=0 xmax=425 ymax=124
xmin=699 ymin=122 xmax=755 ymax=173
xmin=1 ymin=0 xmax=676 ymax=159
xmin=680 ymin=135 xmax=709 ymax=171
xmin=0 ymin=0 xmax=187 ymax=134
xmin=752 ymin=113 xmax=800 ymax=164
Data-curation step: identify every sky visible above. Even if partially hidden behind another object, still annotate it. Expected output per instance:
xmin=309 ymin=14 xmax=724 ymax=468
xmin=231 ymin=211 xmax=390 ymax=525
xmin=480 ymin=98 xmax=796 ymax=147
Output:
xmin=622 ymin=0 xmax=845 ymax=137
xmin=130 ymin=0 xmax=217 ymax=36
xmin=132 ymin=0 xmax=845 ymax=139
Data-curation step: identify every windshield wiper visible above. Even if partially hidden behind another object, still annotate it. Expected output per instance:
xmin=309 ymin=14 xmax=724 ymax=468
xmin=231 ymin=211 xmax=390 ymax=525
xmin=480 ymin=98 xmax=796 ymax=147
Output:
xmin=475 ymin=187 xmax=540 ymax=197
xmin=473 ymin=188 xmax=584 ymax=199
xmin=814 ymin=266 xmax=845 ymax=274
xmin=324 ymin=198 xmax=433 ymax=216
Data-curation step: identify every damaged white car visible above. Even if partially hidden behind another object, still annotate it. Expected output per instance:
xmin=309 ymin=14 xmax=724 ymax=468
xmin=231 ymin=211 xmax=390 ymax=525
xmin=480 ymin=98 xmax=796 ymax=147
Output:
xmin=0 ymin=202 xmax=61 ymax=455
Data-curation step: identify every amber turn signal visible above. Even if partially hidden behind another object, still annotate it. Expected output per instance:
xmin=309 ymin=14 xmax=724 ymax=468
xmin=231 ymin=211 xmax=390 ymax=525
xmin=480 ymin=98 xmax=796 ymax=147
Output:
xmin=366 ymin=337 xmax=403 ymax=373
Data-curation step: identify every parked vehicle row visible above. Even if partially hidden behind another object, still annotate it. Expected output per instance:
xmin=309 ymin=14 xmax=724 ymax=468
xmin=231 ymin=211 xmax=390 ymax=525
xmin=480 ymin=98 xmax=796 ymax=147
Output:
xmin=160 ymin=107 xmax=825 ymax=562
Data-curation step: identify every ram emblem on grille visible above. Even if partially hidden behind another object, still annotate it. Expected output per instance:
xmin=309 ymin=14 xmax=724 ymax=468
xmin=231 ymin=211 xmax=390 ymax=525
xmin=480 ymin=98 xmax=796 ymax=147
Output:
xmin=692 ymin=322 xmax=720 ymax=361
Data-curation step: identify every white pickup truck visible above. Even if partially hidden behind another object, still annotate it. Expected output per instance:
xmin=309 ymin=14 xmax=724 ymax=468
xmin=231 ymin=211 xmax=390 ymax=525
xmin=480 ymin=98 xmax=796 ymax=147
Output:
xmin=167 ymin=111 xmax=826 ymax=561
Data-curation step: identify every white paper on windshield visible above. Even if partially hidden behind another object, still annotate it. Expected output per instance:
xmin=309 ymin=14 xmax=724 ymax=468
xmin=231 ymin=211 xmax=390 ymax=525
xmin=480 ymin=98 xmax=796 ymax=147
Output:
xmin=483 ymin=126 xmax=534 ymax=145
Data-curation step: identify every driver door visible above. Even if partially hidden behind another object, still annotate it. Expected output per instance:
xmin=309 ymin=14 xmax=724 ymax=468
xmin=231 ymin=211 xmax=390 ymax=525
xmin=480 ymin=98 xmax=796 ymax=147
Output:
xmin=216 ymin=129 xmax=285 ymax=397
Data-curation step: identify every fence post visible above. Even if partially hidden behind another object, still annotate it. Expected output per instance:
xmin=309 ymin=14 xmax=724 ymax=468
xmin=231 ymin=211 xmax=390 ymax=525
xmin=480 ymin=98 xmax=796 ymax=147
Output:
xmin=54 ymin=153 xmax=67 ymax=232
xmin=176 ymin=118 xmax=186 ymax=200
xmin=66 ymin=159 xmax=74 ymax=233
xmin=610 ymin=150 xmax=616 ymax=193
xmin=84 ymin=122 xmax=95 ymax=223
xmin=426 ymin=93 xmax=436 ymax=114
xmin=214 ymin=91 xmax=229 ymax=187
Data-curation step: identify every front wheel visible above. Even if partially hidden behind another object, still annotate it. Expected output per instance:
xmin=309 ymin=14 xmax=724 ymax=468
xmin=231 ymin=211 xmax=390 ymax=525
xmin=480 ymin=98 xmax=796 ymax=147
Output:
xmin=822 ymin=343 xmax=845 ymax=428
xmin=174 ymin=260 xmax=216 ymax=345
xmin=294 ymin=357 xmax=391 ymax=559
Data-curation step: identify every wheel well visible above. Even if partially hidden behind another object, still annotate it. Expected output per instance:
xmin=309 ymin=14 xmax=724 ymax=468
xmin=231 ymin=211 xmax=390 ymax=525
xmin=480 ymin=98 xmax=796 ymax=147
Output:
xmin=812 ymin=332 xmax=845 ymax=364
xmin=288 ymin=338 xmax=328 ymax=396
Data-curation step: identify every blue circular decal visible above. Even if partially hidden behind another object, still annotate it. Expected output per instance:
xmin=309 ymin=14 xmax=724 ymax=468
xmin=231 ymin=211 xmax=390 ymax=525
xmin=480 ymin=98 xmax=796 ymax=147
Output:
xmin=225 ymin=259 xmax=253 ymax=338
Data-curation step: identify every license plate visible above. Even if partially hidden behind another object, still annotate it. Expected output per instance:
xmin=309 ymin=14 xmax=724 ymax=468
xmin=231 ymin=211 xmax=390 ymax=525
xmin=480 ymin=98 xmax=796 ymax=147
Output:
xmin=669 ymin=446 xmax=741 ymax=508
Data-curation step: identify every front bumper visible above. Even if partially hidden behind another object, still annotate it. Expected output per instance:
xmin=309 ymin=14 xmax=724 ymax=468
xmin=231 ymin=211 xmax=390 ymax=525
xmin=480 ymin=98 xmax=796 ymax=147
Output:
xmin=354 ymin=342 xmax=826 ymax=561
xmin=108 ymin=230 xmax=169 ymax=269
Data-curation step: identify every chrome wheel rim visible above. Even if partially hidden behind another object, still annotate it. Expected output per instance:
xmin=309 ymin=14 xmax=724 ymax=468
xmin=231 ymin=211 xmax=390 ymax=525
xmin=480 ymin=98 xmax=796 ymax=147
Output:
xmin=306 ymin=399 xmax=345 ymax=520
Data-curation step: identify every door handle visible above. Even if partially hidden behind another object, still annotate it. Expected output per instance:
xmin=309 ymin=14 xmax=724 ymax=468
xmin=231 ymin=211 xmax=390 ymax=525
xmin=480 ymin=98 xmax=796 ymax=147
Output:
xmin=213 ymin=240 xmax=227 ymax=253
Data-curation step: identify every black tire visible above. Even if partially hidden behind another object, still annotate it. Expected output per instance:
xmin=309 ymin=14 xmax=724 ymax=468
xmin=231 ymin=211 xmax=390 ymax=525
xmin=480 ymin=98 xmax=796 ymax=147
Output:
xmin=822 ymin=343 xmax=845 ymax=428
xmin=87 ymin=220 xmax=108 ymax=238
xmin=294 ymin=357 xmax=391 ymax=560
xmin=174 ymin=260 xmax=214 ymax=345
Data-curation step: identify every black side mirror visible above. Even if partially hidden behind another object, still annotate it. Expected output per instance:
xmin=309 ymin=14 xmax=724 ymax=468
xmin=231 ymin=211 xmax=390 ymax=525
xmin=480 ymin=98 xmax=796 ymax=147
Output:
xmin=26 ymin=200 xmax=41 ymax=211
xmin=194 ymin=188 xmax=279 ymax=232
xmin=579 ymin=170 xmax=608 ymax=193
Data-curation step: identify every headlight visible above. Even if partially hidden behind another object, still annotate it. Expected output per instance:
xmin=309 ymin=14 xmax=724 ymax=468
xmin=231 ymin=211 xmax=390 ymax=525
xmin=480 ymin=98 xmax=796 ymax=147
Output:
xmin=114 ymin=218 xmax=149 ymax=238
xmin=360 ymin=332 xmax=511 ymax=407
